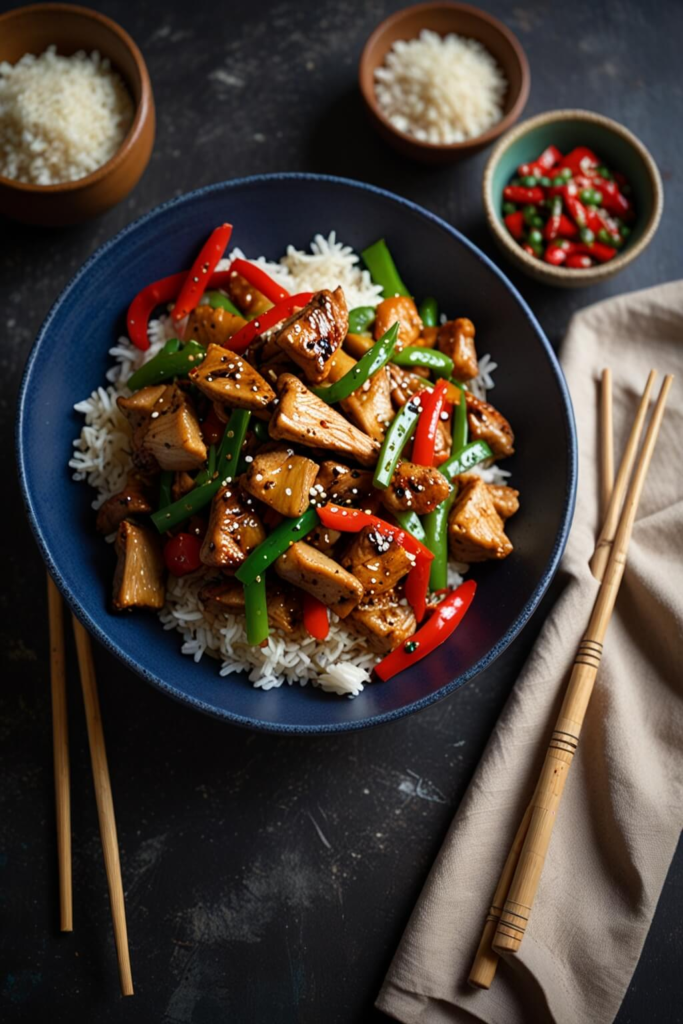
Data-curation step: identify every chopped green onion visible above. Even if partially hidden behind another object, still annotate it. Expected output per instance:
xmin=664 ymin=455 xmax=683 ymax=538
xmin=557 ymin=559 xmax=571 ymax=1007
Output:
xmin=314 ymin=322 xmax=400 ymax=404
xmin=244 ymin=575 xmax=270 ymax=645
xmin=205 ymin=290 xmax=243 ymax=316
xmin=394 ymin=510 xmax=426 ymax=544
xmin=361 ymin=239 xmax=410 ymax=298
xmin=127 ymin=339 xmax=205 ymax=392
xmin=418 ymin=297 xmax=438 ymax=328
xmin=393 ymin=346 xmax=453 ymax=379
xmin=347 ymin=306 xmax=377 ymax=334
xmin=236 ymin=506 xmax=320 ymax=586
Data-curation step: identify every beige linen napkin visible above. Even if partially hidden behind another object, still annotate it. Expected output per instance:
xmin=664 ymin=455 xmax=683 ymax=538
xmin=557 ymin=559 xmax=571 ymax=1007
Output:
xmin=377 ymin=281 xmax=683 ymax=1024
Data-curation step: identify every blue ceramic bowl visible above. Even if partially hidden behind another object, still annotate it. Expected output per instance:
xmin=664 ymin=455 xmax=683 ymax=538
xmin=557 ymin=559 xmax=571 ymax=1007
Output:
xmin=17 ymin=174 xmax=577 ymax=734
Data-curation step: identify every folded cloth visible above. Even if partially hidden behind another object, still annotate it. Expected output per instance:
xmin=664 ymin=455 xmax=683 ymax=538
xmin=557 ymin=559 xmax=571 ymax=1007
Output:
xmin=377 ymin=281 xmax=683 ymax=1024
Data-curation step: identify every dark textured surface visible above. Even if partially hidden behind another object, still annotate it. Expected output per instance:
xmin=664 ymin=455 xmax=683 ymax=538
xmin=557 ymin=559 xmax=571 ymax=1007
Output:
xmin=1 ymin=1 xmax=681 ymax=1021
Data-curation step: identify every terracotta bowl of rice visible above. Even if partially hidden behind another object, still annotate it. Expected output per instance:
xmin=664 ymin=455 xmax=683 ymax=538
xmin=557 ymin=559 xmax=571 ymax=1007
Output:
xmin=0 ymin=3 xmax=154 ymax=226
xmin=359 ymin=1 xmax=530 ymax=163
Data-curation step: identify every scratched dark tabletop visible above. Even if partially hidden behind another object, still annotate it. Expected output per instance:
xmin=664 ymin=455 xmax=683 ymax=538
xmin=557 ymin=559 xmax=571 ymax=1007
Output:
xmin=2 ymin=1 xmax=682 ymax=1021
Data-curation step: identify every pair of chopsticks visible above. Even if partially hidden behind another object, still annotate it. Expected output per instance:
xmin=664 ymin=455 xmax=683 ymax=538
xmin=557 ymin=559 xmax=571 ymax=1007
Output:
xmin=468 ymin=368 xmax=673 ymax=989
xmin=47 ymin=575 xmax=133 ymax=996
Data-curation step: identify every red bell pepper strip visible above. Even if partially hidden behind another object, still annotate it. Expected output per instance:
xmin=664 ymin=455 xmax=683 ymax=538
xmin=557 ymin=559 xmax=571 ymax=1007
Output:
xmin=374 ymin=580 xmax=477 ymax=681
xmin=560 ymin=146 xmax=599 ymax=174
xmin=316 ymin=504 xmax=434 ymax=622
xmin=226 ymin=292 xmax=314 ymax=354
xmin=302 ymin=593 xmax=330 ymax=640
xmin=565 ymin=253 xmax=593 ymax=269
xmin=229 ymin=257 xmax=290 ymax=305
xmin=516 ymin=145 xmax=563 ymax=177
xmin=412 ymin=380 xmax=448 ymax=467
xmin=503 ymin=185 xmax=545 ymax=205
xmin=172 ymin=224 xmax=233 ymax=323
xmin=560 ymin=241 xmax=618 ymax=264
xmin=522 ymin=243 xmax=538 ymax=258
xmin=589 ymin=177 xmax=632 ymax=217
xmin=504 ymin=211 xmax=525 ymax=240
xmin=127 ymin=269 xmax=236 ymax=351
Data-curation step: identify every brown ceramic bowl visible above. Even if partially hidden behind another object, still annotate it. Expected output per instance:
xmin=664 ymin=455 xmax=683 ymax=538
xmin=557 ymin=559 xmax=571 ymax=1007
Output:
xmin=359 ymin=2 xmax=530 ymax=163
xmin=0 ymin=3 xmax=155 ymax=226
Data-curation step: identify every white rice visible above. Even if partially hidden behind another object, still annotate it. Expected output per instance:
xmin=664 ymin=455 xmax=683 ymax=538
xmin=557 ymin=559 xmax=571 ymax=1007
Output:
xmin=69 ymin=233 xmax=503 ymax=697
xmin=374 ymin=29 xmax=507 ymax=146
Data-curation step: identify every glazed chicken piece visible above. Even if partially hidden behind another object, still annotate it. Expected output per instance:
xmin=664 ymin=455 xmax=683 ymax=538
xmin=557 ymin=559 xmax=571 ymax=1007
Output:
xmin=200 ymin=485 xmax=266 ymax=570
xmin=487 ymin=483 xmax=520 ymax=519
xmin=112 ymin=520 xmax=165 ymax=611
xmin=341 ymin=368 xmax=394 ymax=441
xmin=185 ymin=305 xmax=247 ymax=348
xmin=275 ymin=541 xmax=363 ymax=618
xmin=386 ymin=364 xmax=427 ymax=408
xmin=242 ymin=445 xmax=318 ymax=517
xmin=437 ymin=318 xmax=479 ymax=382
xmin=117 ymin=384 xmax=167 ymax=472
xmin=454 ymin=474 xmax=520 ymax=520
xmin=341 ymin=526 xmax=413 ymax=597
xmin=96 ymin=472 xmax=153 ymax=535
xmin=271 ymin=287 xmax=348 ymax=384
xmin=346 ymin=589 xmax=416 ymax=655
xmin=416 ymin=326 xmax=439 ymax=348
xmin=305 ymin=523 xmax=342 ymax=556
xmin=464 ymin=391 xmax=515 ymax=459
xmin=373 ymin=296 xmax=422 ymax=349
xmin=119 ymin=384 xmax=207 ymax=472
xmin=448 ymin=476 xmax=513 ymax=562
xmin=172 ymin=471 xmax=195 ymax=502
xmin=188 ymin=344 xmax=275 ymax=412
xmin=314 ymin=461 xmax=376 ymax=508
xmin=200 ymin=578 xmax=301 ymax=633
xmin=381 ymin=460 xmax=451 ymax=515
xmin=269 ymin=374 xmax=380 ymax=468
xmin=226 ymin=270 xmax=273 ymax=317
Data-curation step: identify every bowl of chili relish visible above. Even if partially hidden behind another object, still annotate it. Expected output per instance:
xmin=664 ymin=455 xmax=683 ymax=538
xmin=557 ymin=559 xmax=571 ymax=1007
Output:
xmin=483 ymin=109 xmax=663 ymax=287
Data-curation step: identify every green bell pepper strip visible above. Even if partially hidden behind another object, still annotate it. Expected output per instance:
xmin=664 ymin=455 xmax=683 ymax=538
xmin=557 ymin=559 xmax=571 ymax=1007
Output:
xmin=439 ymin=439 xmax=493 ymax=482
xmin=161 ymin=337 xmax=182 ymax=355
xmin=193 ymin=444 xmax=216 ymax=489
xmin=151 ymin=409 xmax=251 ymax=533
xmin=314 ymin=322 xmax=400 ymax=404
xmin=244 ymin=575 xmax=270 ymax=645
xmin=347 ymin=306 xmax=377 ymax=334
xmin=158 ymin=470 xmax=173 ymax=510
xmin=393 ymin=346 xmax=454 ymax=379
xmin=361 ymin=239 xmax=410 ymax=298
xmin=235 ymin=506 xmax=320 ymax=586
xmin=127 ymin=339 xmax=206 ymax=392
xmin=418 ymin=297 xmax=438 ymax=328
xmin=393 ymin=510 xmax=426 ymax=544
xmin=373 ymin=390 xmax=427 ymax=489
xmin=452 ymin=385 xmax=468 ymax=452
xmin=205 ymin=290 xmax=243 ymax=316
xmin=423 ymin=489 xmax=457 ymax=591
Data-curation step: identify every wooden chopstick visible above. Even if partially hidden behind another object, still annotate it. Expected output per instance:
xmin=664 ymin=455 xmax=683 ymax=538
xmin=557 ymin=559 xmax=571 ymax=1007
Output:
xmin=72 ymin=617 xmax=134 ymax=997
xmin=492 ymin=374 xmax=673 ymax=956
xmin=468 ymin=795 xmax=535 ymax=988
xmin=47 ymin=574 xmax=73 ymax=932
xmin=599 ymin=368 xmax=614 ymax=519
xmin=590 ymin=370 xmax=656 ymax=582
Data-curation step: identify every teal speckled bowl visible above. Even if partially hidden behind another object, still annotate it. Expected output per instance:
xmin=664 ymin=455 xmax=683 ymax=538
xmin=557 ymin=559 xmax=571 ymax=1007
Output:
xmin=483 ymin=109 xmax=663 ymax=288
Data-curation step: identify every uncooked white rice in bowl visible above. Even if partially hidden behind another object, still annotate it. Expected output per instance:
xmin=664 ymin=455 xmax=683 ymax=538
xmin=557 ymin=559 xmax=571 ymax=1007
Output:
xmin=69 ymin=233 xmax=507 ymax=697
xmin=374 ymin=29 xmax=507 ymax=145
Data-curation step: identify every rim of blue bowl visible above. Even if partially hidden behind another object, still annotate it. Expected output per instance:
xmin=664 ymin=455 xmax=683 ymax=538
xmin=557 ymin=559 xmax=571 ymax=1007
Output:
xmin=16 ymin=172 xmax=578 ymax=734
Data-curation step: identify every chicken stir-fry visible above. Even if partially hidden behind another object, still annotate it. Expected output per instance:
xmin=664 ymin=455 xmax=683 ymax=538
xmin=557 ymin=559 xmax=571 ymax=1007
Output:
xmin=101 ymin=232 xmax=519 ymax=684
